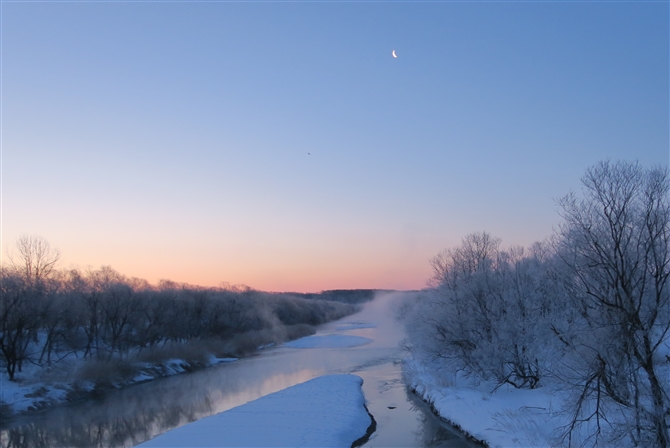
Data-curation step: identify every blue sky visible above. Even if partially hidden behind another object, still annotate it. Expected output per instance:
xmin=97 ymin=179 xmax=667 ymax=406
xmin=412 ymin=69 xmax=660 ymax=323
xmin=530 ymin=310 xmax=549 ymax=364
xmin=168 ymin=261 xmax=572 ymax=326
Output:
xmin=2 ymin=1 xmax=668 ymax=291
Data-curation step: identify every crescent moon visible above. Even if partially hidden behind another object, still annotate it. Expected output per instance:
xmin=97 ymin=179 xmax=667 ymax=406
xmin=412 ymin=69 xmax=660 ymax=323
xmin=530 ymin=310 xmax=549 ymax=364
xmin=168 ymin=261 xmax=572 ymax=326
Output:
xmin=392 ymin=50 xmax=397 ymax=58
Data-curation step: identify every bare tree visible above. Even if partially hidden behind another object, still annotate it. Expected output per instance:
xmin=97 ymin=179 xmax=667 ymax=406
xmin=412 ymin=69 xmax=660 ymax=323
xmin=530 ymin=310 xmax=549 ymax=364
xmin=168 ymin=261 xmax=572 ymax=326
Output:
xmin=10 ymin=235 xmax=60 ymax=287
xmin=0 ymin=268 xmax=41 ymax=380
xmin=0 ymin=237 xmax=60 ymax=379
xmin=556 ymin=160 xmax=670 ymax=446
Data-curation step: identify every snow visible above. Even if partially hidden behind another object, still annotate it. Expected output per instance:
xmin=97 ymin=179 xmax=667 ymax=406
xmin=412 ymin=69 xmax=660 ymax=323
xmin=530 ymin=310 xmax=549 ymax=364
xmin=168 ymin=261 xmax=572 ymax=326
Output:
xmin=208 ymin=355 xmax=239 ymax=364
xmin=132 ymin=373 xmax=155 ymax=382
xmin=139 ymin=374 xmax=372 ymax=447
xmin=0 ymin=378 xmax=73 ymax=414
xmin=0 ymin=355 xmax=239 ymax=416
xmin=404 ymin=359 xmax=564 ymax=447
xmin=284 ymin=334 xmax=373 ymax=349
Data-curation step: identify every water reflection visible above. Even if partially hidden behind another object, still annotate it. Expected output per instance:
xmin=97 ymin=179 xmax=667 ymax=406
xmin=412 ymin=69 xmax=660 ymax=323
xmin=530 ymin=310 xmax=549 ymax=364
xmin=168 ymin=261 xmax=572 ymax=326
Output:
xmin=1 ymin=361 xmax=329 ymax=448
xmin=1 ymin=375 xmax=212 ymax=447
xmin=1 ymin=293 xmax=478 ymax=448
xmin=406 ymin=392 xmax=474 ymax=448
xmin=355 ymin=360 xmax=473 ymax=448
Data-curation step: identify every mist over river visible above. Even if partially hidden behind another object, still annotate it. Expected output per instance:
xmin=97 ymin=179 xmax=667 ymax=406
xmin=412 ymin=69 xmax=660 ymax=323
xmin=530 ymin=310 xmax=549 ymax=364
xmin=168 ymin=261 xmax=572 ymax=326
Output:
xmin=1 ymin=292 xmax=476 ymax=447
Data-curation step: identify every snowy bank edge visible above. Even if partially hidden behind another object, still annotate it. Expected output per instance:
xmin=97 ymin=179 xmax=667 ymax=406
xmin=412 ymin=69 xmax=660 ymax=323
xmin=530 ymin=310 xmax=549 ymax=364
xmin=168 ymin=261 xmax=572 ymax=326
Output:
xmin=139 ymin=374 xmax=373 ymax=447
xmin=403 ymin=358 xmax=563 ymax=448
xmin=407 ymin=384 xmax=489 ymax=447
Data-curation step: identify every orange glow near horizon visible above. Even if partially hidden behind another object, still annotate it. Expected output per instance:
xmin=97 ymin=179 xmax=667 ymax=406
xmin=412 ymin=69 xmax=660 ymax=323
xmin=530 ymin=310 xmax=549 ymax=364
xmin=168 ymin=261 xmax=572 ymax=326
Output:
xmin=53 ymin=260 xmax=429 ymax=293
xmin=47 ymin=240 xmax=433 ymax=293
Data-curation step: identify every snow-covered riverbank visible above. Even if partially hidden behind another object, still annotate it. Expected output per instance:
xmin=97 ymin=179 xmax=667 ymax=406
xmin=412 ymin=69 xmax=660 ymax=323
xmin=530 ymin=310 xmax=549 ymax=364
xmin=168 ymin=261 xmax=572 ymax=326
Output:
xmin=404 ymin=359 xmax=575 ymax=447
xmin=139 ymin=374 xmax=373 ymax=447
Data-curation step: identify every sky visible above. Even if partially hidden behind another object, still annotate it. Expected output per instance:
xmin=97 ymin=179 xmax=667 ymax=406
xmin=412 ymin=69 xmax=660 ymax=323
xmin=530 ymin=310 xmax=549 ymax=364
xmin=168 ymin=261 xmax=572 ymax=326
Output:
xmin=2 ymin=1 xmax=668 ymax=292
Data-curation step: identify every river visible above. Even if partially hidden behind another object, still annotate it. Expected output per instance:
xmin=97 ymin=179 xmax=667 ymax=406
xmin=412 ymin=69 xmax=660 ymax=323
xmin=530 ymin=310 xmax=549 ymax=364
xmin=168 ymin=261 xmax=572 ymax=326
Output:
xmin=1 ymin=292 xmax=476 ymax=447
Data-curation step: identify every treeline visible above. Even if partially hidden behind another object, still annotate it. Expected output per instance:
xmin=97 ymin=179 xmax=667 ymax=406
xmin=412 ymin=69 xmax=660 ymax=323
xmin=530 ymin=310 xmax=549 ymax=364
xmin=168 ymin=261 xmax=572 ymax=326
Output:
xmin=287 ymin=289 xmax=379 ymax=304
xmin=0 ymin=254 xmax=358 ymax=382
xmin=404 ymin=161 xmax=670 ymax=446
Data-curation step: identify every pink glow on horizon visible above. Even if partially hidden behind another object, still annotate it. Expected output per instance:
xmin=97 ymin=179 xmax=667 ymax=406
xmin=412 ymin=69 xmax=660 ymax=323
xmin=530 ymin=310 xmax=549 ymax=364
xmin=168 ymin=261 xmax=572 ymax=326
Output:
xmin=58 ymin=261 xmax=428 ymax=293
xmin=53 ymin=244 xmax=433 ymax=293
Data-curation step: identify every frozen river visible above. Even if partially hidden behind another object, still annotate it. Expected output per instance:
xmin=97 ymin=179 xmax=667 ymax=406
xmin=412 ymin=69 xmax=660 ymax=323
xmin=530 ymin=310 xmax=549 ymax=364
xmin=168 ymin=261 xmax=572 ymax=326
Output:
xmin=1 ymin=292 xmax=476 ymax=447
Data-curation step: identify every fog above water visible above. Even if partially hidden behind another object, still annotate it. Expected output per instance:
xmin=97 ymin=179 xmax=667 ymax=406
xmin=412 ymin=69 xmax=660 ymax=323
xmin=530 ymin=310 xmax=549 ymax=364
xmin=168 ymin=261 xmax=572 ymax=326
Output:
xmin=1 ymin=292 xmax=475 ymax=448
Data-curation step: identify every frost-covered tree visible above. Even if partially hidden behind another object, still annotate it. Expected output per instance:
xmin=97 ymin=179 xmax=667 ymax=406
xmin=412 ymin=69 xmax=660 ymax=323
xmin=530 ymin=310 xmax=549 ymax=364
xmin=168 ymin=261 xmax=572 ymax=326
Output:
xmin=403 ymin=160 xmax=670 ymax=446
xmin=555 ymin=161 xmax=670 ymax=446
xmin=406 ymin=232 xmax=557 ymax=389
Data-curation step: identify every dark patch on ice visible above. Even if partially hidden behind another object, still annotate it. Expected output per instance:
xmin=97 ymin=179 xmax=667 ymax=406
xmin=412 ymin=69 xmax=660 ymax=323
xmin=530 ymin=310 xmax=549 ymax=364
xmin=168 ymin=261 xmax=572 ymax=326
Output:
xmin=387 ymin=406 xmax=397 ymax=409
xmin=350 ymin=356 xmax=399 ymax=373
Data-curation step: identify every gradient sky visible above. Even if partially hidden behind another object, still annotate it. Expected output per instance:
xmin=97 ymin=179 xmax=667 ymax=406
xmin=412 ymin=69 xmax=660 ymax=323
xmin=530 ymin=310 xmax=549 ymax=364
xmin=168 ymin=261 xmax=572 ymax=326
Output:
xmin=2 ymin=1 xmax=668 ymax=292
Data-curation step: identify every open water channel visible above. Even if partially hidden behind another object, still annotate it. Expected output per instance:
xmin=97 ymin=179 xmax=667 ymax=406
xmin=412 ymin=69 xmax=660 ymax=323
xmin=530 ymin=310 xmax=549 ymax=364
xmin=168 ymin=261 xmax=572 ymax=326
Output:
xmin=1 ymin=293 xmax=477 ymax=447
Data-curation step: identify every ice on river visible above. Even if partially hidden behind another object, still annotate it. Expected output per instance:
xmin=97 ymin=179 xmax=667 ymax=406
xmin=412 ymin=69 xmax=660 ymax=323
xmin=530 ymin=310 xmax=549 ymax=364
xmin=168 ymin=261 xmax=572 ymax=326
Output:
xmin=138 ymin=374 xmax=372 ymax=447
xmin=284 ymin=334 xmax=373 ymax=348
xmin=336 ymin=321 xmax=378 ymax=331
